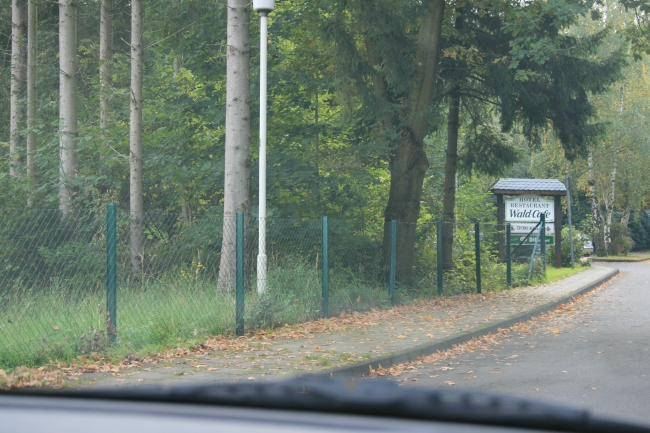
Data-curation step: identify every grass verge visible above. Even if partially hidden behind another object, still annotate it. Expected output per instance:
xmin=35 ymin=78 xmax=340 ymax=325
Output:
xmin=591 ymin=255 xmax=650 ymax=262
xmin=0 ymin=260 xmax=389 ymax=371
xmin=544 ymin=265 xmax=589 ymax=283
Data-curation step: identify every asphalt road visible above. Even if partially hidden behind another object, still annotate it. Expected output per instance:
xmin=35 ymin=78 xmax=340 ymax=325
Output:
xmin=371 ymin=262 xmax=650 ymax=427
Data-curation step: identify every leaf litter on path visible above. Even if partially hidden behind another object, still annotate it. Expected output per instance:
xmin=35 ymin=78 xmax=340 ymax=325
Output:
xmin=365 ymin=276 xmax=618 ymax=381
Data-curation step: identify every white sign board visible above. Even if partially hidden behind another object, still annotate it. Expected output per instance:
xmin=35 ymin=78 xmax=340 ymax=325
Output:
xmin=505 ymin=195 xmax=554 ymax=223
xmin=510 ymin=222 xmax=554 ymax=235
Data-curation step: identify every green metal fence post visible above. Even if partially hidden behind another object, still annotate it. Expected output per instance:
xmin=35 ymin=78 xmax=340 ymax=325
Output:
xmin=322 ymin=216 xmax=329 ymax=318
xmin=475 ymin=221 xmax=481 ymax=294
xmin=506 ymin=223 xmax=512 ymax=288
xmin=106 ymin=204 xmax=117 ymax=342
xmin=540 ymin=213 xmax=546 ymax=276
xmin=236 ymin=212 xmax=245 ymax=336
xmin=437 ymin=220 xmax=443 ymax=295
xmin=389 ymin=220 xmax=396 ymax=305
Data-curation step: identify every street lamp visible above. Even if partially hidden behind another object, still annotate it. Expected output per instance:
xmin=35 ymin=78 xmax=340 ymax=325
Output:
xmin=253 ymin=0 xmax=274 ymax=294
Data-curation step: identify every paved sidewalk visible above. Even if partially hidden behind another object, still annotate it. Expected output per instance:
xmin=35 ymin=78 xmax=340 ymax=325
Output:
xmin=60 ymin=266 xmax=617 ymax=389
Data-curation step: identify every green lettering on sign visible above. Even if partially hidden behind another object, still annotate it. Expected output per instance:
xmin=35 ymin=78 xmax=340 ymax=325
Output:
xmin=512 ymin=235 xmax=554 ymax=245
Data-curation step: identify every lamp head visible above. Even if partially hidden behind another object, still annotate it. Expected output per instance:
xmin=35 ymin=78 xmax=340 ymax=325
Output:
xmin=253 ymin=0 xmax=275 ymax=14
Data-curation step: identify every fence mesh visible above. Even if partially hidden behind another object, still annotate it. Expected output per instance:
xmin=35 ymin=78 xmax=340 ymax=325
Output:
xmin=1 ymin=209 xmax=554 ymax=370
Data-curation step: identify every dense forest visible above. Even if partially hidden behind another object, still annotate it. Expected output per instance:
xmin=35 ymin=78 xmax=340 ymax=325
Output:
xmin=1 ymin=0 xmax=650 ymax=278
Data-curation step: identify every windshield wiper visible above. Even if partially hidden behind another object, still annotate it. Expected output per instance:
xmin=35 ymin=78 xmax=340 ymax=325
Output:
xmin=23 ymin=377 xmax=649 ymax=433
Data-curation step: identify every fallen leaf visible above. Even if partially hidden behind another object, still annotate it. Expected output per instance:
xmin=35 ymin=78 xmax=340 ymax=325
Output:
xmin=53 ymin=325 xmax=60 ymax=331
xmin=444 ymin=381 xmax=455 ymax=385
xmin=247 ymin=377 xmax=255 ymax=380
xmin=551 ymin=328 xmax=560 ymax=334
xmin=208 ymin=368 xmax=218 ymax=371
xmin=397 ymin=335 xmax=406 ymax=339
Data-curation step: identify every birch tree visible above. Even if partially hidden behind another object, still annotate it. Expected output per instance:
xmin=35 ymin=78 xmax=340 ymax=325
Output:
xmin=26 ymin=0 xmax=37 ymax=195
xmin=10 ymin=0 xmax=26 ymax=177
xmin=588 ymin=146 xmax=603 ymax=253
xmin=601 ymin=83 xmax=625 ymax=253
xmin=130 ymin=0 xmax=144 ymax=273
xmin=217 ymin=0 xmax=251 ymax=292
xmin=59 ymin=0 xmax=78 ymax=215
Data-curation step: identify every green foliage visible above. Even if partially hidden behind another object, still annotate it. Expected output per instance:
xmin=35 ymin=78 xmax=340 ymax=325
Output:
xmin=248 ymin=260 xmax=321 ymax=329
xmin=619 ymin=0 xmax=650 ymax=59
xmin=610 ymin=222 xmax=634 ymax=255
xmin=546 ymin=226 xmax=590 ymax=267
xmin=459 ymin=127 xmax=522 ymax=176
xmin=628 ymin=211 xmax=650 ymax=251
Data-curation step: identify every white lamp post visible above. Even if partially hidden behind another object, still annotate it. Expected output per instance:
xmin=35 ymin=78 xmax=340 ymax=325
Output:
xmin=253 ymin=0 xmax=274 ymax=294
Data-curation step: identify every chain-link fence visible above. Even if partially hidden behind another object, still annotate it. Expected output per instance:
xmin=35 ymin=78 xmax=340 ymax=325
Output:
xmin=0 ymin=207 xmax=550 ymax=370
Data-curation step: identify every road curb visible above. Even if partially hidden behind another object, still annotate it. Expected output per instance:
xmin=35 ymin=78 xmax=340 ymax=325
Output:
xmin=592 ymin=258 xmax=650 ymax=263
xmin=314 ymin=267 xmax=619 ymax=379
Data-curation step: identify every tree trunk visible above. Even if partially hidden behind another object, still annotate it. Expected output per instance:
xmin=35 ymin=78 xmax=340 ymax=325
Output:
xmin=441 ymin=10 xmax=464 ymax=270
xmin=99 ymin=0 xmax=113 ymax=143
xmin=10 ymin=0 xmax=27 ymax=177
xmin=218 ymin=0 xmax=251 ymax=293
xmin=59 ymin=0 xmax=78 ymax=216
xmin=621 ymin=202 xmax=632 ymax=227
xmin=603 ymin=82 xmax=624 ymax=254
xmin=173 ymin=56 xmax=180 ymax=75
xmin=26 ymin=0 xmax=37 ymax=200
xmin=603 ymin=153 xmax=617 ymax=254
xmin=172 ymin=56 xmax=191 ymax=225
xmin=129 ymin=0 xmax=144 ymax=273
xmin=588 ymin=147 xmax=604 ymax=254
xmin=382 ymin=0 xmax=445 ymax=282
xmin=383 ymin=131 xmax=430 ymax=281
xmin=441 ymin=84 xmax=460 ymax=270
xmin=181 ymin=200 xmax=192 ymax=226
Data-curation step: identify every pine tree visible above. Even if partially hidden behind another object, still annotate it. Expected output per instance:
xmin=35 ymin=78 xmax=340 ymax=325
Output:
xmin=59 ymin=0 xmax=78 ymax=215
xmin=218 ymin=0 xmax=251 ymax=292
xmin=10 ymin=0 xmax=26 ymax=177
xmin=130 ymin=0 xmax=144 ymax=272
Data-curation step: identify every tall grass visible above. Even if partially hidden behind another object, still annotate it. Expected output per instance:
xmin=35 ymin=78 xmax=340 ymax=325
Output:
xmin=0 ymin=259 xmax=390 ymax=370
xmin=0 ymin=276 xmax=236 ymax=370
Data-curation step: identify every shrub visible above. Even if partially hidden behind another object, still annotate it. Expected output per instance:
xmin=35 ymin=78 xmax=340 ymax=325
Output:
xmin=547 ymin=226 xmax=590 ymax=267
xmin=610 ymin=222 xmax=633 ymax=255
xmin=629 ymin=211 xmax=650 ymax=251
